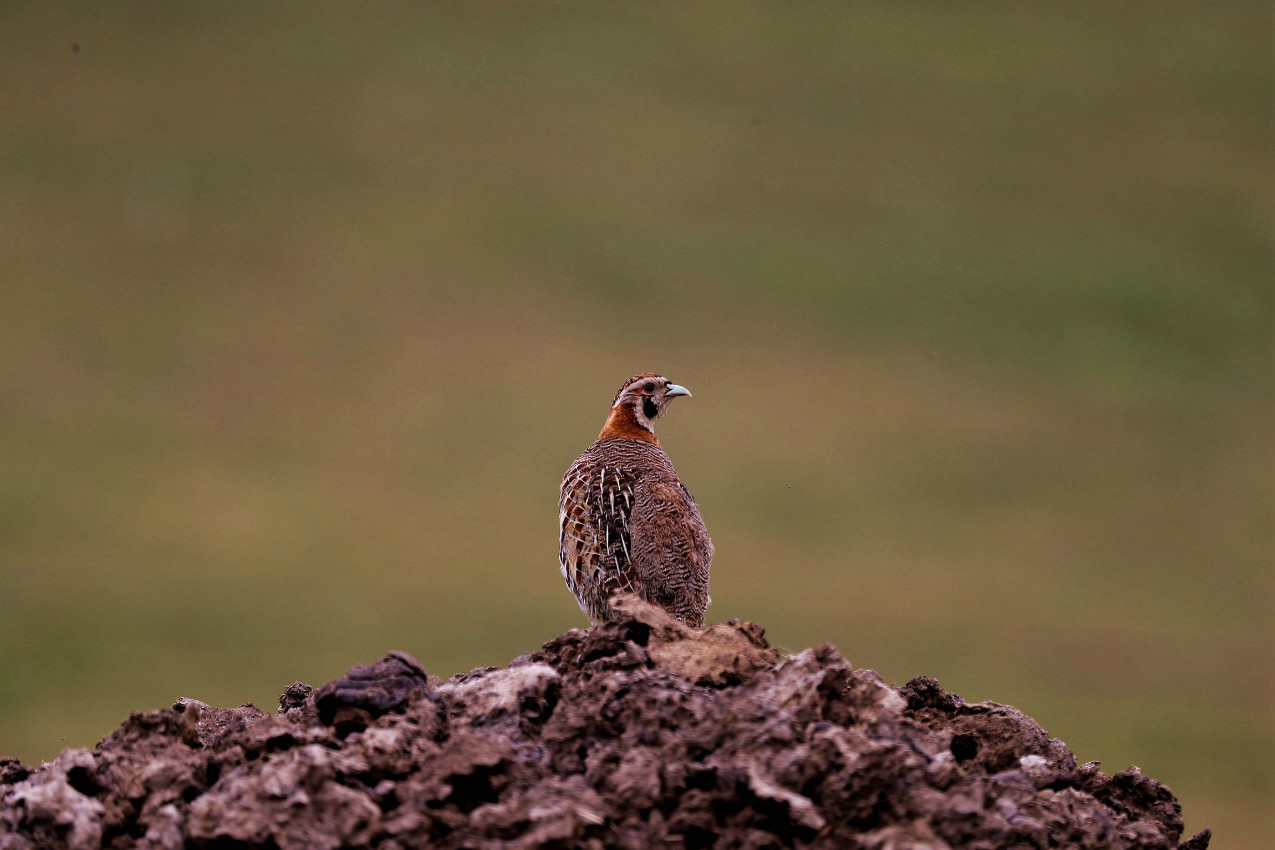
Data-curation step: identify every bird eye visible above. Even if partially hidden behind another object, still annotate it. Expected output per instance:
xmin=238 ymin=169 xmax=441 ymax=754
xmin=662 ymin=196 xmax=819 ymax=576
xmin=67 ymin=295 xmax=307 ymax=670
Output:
xmin=643 ymin=383 xmax=655 ymax=394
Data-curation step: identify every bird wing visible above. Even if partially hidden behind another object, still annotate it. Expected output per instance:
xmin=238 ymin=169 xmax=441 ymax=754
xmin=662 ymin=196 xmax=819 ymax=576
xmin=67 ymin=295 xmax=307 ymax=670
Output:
xmin=559 ymin=457 xmax=641 ymax=601
xmin=558 ymin=461 xmax=591 ymax=592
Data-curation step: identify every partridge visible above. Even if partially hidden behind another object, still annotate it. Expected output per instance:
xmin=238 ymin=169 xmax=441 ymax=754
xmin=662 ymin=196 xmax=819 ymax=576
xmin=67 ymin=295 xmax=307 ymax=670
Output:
xmin=559 ymin=373 xmax=713 ymax=627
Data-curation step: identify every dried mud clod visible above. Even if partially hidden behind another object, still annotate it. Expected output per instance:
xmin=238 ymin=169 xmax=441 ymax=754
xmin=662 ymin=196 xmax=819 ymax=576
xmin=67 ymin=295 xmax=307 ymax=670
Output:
xmin=0 ymin=597 xmax=1209 ymax=849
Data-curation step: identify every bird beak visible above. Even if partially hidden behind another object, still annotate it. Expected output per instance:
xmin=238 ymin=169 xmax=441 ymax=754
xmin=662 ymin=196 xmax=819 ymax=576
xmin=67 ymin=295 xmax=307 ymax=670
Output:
xmin=665 ymin=384 xmax=692 ymax=399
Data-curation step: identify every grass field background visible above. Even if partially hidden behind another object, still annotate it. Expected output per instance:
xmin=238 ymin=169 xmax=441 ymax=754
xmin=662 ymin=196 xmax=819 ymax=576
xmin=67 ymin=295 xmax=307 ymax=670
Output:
xmin=1 ymin=3 xmax=1269 ymax=845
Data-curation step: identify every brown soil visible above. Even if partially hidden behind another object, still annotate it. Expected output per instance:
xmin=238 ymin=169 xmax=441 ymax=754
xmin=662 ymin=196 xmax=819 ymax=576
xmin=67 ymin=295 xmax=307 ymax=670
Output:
xmin=0 ymin=597 xmax=1210 ymax=849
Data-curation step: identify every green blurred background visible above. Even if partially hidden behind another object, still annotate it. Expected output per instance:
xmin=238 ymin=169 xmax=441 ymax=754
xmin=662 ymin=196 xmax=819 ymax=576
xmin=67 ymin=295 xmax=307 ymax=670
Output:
xmin=1 ymin=2 xmax=1269 ymax=845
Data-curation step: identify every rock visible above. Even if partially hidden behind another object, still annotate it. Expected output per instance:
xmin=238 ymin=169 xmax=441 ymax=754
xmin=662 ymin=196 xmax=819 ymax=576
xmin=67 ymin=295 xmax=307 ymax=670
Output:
xmin=0 ymin=596 xmax=1209 ymax=849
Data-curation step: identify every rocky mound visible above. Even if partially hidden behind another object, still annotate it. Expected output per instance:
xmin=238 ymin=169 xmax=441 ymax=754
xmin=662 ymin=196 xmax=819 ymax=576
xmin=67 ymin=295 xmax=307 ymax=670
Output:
xmin=0 ymin=597 xmax=1209 ymax=849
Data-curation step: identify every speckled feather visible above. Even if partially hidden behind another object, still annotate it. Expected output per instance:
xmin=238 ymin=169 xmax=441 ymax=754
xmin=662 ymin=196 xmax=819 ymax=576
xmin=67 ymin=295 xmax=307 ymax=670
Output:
xmin=559 ymin=377 xmax=713 ymax=627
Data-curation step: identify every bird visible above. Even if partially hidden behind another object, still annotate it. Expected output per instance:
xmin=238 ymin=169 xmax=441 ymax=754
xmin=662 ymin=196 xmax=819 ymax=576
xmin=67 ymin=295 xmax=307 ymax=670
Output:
xmin=559 ymin=373 xmax=714 ymax=628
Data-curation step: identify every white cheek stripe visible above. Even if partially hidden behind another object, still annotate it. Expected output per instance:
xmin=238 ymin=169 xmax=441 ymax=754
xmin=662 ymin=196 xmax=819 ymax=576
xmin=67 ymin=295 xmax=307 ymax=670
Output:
xmin=633 ymin=404 xmax=653 ymax=431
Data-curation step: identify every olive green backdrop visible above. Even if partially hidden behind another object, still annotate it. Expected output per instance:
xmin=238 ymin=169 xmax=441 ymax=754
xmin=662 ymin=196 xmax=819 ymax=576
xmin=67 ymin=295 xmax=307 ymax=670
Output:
xmin=1 ymin=3 xmax=1269 ymax=846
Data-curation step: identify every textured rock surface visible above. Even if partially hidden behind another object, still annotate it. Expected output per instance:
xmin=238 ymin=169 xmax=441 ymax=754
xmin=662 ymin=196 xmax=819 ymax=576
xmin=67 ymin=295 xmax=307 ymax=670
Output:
xmin=0 ymin=597 xmax=1209 ymax=849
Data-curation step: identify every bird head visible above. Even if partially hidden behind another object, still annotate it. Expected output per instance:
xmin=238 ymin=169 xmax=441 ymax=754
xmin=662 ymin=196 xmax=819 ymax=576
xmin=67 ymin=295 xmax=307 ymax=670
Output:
xmin=601 ymin=373 xmax=692 ymax=440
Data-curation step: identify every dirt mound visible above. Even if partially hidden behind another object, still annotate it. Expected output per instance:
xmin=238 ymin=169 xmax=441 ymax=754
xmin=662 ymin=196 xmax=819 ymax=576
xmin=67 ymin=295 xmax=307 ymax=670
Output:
xmin=0 ymin=597 xmax=1209 ymax=849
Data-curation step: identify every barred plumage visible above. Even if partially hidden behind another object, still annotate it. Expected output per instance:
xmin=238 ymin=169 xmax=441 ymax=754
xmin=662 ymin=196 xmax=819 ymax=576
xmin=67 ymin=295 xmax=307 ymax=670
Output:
xmin=559 ymin=373 xmax=713 ymax=627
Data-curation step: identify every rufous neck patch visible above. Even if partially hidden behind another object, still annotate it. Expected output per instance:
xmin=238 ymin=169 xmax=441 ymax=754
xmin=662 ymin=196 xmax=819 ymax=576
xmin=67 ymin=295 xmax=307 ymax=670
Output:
xmin=598 ymin=404 xmax=659 ymax=443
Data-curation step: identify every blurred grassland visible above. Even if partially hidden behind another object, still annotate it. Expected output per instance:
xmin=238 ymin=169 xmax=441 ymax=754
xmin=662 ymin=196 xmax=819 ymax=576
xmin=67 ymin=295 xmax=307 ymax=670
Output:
xmin=0 ymin=2 xmax=1270 ymax=846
